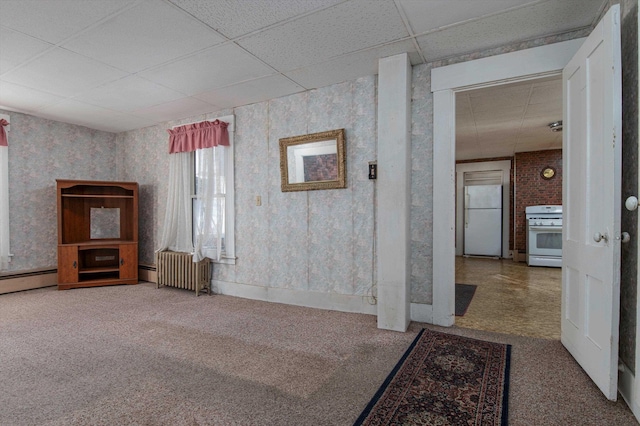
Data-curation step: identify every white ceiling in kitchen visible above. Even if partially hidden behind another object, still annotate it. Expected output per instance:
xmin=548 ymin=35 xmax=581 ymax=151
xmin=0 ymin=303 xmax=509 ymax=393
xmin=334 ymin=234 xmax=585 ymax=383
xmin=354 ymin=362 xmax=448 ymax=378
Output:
xmin=0 ymin=0 xmax=605 ymax=161
xmin=456 ymin=75 xmax=563 ymax=161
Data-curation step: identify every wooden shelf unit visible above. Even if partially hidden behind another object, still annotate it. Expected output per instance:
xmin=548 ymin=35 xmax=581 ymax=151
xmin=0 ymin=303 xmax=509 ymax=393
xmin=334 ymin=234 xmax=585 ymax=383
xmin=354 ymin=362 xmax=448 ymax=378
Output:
xmin=57 ymin=180 xmax=139 ymax=290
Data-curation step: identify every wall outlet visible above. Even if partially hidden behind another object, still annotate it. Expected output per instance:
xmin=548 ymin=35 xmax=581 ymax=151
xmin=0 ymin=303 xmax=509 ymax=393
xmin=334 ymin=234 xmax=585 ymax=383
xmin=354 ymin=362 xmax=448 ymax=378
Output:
xmin=256 ymin=195 xmax=261 ymax=206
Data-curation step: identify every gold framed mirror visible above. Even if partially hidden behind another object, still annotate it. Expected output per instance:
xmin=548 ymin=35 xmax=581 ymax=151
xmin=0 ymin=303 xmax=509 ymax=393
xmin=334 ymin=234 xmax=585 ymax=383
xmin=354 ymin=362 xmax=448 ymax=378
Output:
xmin=279 ymin=128 xmax=346 ymax=192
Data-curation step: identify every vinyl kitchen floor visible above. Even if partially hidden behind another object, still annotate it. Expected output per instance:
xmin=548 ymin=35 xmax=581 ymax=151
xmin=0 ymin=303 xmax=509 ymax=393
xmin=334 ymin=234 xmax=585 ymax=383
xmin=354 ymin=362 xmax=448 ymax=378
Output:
xmin=455 ymin=256 xmax=561 ymax=340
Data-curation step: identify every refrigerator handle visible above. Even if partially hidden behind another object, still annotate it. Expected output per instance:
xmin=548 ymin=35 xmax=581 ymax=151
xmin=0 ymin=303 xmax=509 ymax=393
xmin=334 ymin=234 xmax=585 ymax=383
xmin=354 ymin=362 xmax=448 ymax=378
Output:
xmin=465 ymin=192 xmax=470 ymax=228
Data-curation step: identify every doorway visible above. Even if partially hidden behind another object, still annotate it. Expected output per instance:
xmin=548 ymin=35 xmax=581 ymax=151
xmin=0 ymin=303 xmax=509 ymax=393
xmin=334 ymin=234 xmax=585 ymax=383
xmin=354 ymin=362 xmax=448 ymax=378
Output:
xmin=430 ymin=38 xmax=584 ymax=327
xmin=453 ymin=76 xmax=564 ymax=339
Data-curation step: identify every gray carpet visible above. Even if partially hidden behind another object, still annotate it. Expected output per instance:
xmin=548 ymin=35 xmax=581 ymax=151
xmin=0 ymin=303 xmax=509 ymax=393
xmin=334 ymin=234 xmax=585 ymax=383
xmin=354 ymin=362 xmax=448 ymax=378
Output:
xmin=0 ymin=283 xmax=636 ymax=425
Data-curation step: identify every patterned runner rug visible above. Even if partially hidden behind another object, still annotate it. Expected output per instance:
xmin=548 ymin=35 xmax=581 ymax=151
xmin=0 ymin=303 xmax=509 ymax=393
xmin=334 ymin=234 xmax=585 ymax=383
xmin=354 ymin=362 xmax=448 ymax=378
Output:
xmin=354 ymin=329 xmax=511 ymax=426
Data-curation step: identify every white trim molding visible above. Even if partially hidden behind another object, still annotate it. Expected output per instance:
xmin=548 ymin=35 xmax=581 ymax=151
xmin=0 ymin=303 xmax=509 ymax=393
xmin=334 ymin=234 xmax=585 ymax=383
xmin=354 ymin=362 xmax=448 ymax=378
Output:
xmin=213 ymin=280 xmax=378 ymax=316
xmin=430 ymin=39 xmax=584 ymax=327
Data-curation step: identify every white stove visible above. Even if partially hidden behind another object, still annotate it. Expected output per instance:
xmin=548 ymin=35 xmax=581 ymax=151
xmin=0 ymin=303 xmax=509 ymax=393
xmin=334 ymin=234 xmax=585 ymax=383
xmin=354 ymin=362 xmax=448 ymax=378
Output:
xmin=525 ymin=205 xmax=562 ymax=267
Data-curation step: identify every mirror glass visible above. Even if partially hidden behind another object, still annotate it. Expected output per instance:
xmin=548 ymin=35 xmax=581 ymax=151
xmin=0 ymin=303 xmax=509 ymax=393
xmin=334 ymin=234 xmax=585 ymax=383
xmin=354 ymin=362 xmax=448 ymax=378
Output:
xmin=90 ymin=207 xmax=120 ymax=239
xmin=280 ymin=129 xmax=346 ymax=192
xmin=287 ymin=140 xmax=338 ymax=184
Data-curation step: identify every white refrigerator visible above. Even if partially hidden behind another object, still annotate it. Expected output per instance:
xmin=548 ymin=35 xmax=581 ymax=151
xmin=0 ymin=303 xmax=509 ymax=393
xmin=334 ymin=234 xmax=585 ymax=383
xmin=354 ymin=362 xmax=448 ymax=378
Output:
xmin=463 ymin=185 xmax=502 ymax=257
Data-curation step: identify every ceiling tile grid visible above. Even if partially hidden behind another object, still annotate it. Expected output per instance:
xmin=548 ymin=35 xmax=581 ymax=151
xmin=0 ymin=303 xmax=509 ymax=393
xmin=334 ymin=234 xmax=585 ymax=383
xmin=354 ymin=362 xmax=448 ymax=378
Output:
xmin=0 ymin=0 xmax=608 ymax=154
xmin=61 ymin=0 xmax=227 ymax=74
xmin=138 ymin=42 xmax=276 ymax=96
xmin=235 ymin=0 xmax=410 ymax=72
xmin=0 ymin=0 xmax=134 ymax=44
xmin=0 ymin=26 xmax=52 ymax=74
xmin=1 ymin=48 xmax=128 ymax=98
xmin=168 ymin=0 xmax=344 ymax=39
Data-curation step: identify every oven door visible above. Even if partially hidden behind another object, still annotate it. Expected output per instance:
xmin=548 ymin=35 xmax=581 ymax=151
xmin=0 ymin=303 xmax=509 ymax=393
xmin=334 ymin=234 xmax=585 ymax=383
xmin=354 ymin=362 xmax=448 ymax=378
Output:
xmin=527 ymin=224 xmax=563 ymax=257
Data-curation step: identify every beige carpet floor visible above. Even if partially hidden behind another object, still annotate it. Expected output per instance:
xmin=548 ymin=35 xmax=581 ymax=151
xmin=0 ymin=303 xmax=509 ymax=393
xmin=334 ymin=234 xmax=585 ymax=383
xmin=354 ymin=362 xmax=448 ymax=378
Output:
xmin=0 ymin=282 xmax=636 ymax=425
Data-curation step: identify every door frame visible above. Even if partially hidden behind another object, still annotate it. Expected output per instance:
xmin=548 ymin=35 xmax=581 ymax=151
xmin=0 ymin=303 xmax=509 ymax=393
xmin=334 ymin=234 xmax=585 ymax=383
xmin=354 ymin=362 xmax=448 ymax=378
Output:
xmin=430 ymin=38 xmax=585 ymax=326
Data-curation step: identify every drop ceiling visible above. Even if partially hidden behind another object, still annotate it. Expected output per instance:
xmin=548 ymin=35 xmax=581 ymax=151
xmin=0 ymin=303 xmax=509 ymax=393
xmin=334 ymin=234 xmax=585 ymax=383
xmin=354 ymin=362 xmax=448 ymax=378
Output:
xmin=0 ymin=0 xmax=605 ymax=145
xmin=456 ymin=75 xmax=563 ymax=161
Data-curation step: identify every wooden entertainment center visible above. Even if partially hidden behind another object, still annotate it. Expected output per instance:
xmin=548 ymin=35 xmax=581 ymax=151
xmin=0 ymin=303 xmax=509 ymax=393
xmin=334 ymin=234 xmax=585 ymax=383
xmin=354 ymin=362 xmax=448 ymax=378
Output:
xmin=56 ymin=179 xmax=138 ymax=290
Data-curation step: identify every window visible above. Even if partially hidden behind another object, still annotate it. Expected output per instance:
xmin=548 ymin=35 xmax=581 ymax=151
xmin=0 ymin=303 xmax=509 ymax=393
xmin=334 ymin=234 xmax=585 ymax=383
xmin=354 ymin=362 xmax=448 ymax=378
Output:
xmin=191 ymin=116 xmax=235 ymax=264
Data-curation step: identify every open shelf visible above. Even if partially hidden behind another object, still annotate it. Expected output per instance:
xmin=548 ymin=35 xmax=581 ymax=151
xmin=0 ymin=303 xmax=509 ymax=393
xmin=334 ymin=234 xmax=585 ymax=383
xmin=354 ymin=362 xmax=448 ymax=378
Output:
xmin=57 ymin=180 xmax=139 ymax=290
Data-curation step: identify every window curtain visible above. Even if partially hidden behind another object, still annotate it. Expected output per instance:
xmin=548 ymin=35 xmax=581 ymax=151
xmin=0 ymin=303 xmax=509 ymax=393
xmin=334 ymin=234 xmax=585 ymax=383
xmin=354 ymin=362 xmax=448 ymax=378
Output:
xmin=0 ymin=119 xmax=10 ymax=270
xmin=157 ymin=120 xmax=229 ymax=262
xmin=193 ymin=145 xmax=225 ymax=262
xmin=156 ymin=152 xmax=193 ymax=254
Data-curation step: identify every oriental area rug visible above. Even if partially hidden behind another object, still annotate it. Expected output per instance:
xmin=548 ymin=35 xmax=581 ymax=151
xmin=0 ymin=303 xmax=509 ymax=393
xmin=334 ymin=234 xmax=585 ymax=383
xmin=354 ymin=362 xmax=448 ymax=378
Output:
xmin=354 ymin=329 xmax=511 ymax=426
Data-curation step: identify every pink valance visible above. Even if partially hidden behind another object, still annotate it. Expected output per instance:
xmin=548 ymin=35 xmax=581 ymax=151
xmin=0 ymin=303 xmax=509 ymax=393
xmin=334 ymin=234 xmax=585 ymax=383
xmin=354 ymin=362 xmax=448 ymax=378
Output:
xmin=0 ymin=119 xmax=8 ymax=147
xmin=167 ymin=119 xmax=229 ymax=154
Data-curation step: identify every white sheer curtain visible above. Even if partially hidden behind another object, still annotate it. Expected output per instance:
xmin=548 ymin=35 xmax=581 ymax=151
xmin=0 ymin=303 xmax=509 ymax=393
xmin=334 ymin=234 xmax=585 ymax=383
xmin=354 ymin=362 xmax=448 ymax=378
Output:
xmin=0 ymin=118 xmax=10 ymax=270
xmin=156 ymin=152 xmax=194 ymax=254
xmin=157 ymin=119 xmax=229 ymax=262
xmin=193 ymin=146 xmax=225 ymax=262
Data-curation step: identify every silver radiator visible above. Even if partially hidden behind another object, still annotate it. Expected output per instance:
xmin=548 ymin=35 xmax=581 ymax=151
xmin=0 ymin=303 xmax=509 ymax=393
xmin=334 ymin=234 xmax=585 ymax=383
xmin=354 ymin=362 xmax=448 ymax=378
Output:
xmin=155 ymin=251 xmax=211 ymax=296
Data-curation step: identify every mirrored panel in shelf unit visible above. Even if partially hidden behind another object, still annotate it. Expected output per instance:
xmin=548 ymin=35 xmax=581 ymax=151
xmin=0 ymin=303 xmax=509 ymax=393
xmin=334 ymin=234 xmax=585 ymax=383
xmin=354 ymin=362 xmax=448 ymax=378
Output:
xmin=90 ymin=207 xmax=120 ymax=239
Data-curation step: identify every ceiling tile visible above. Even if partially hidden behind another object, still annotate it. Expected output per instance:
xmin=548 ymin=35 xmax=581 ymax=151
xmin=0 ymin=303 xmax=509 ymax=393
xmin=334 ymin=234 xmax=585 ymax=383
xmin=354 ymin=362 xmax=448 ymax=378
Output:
xmin=74 ymin=76 xmax=186 ymax=112
xmin=62 ymin=0 xmax=226 ymax=73
xmin=528 ymin=83 xmax=562 ymax=105
xmin=195 ymin=75 xmax=304 ymax=109
xmin=133 ymin=97 xmax=220 ymax=124
xmin=0 ymin=80 xmax=64 ymax=112
xmin=1 ymin=48 xmax=126 ymax=97
xmin=398 ymin=0 xmax=535 ymax=34
xmin=521 ymin=116 xmax=559 ymax=130
xmin=467 ymin=84 xmax=531 ymax=99
xmin=285 ymin=40 xmax=418 ymax=89
xmin=0 ymin=26 xmax=53 ymax=74
xmin=38 ymin=99 xmax=156 ymax=132
xmin=525 ymin=102 xmax=562 ymax=118
xmin=139 ymin=43 xmax=275 ymax=96
xmin=169 ymin=0 xmax=343 ymax=39
xmin=0 ymin=0 xmax=132 ymax=44
xmin=417 ymin=0 xmax=603 ymax=61
xmin=469 ymin=91 xmax=529 ymax=111
xmin=473 ymin=105 xmax=525 ymax=121
xmin=237 ymin=0 xmax=410 ymax=72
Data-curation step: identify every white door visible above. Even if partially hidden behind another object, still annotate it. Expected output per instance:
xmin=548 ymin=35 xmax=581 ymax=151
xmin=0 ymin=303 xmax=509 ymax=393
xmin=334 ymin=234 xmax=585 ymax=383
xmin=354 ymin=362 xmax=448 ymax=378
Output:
xmin=561 ymin=5 xmax=622 ymax=401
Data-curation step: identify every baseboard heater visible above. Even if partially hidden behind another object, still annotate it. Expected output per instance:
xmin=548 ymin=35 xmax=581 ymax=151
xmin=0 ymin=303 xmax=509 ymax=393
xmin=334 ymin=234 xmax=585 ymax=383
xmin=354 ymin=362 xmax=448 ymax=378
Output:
xmin=0 ymin=268 xmax=58 ymax=295
xmin=155 ymin=251 xmax=211 ymax=296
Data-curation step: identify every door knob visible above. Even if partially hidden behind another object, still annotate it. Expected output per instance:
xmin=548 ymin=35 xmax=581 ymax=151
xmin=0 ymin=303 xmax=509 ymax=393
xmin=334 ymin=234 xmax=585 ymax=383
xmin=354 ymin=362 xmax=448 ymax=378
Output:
xmin=619 ymin=232 xmax=631 ymax=243
xmin=626 ymin=196 xmax=638 ymax=211
xmin=593 ymin=232 xmax=609 ymax=243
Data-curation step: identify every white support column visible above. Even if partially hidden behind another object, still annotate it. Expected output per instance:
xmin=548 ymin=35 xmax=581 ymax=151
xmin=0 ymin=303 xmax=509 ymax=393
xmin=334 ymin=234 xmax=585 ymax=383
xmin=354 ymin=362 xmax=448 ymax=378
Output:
xmin=376 ymin=53 xmax=411 ymax=331
xmin=432 ymin=90 xmax=455 ymax=326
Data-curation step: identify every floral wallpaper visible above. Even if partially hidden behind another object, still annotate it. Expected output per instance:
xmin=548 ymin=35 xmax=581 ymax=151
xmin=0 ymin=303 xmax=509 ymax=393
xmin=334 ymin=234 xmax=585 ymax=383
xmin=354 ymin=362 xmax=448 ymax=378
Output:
xmin=2 ymin=108 xmax=117 ymax=272
xmin=116 ymin=77 xmax=377 ymax=298
xmin=5 ymin=26 xmax=594 ymax=310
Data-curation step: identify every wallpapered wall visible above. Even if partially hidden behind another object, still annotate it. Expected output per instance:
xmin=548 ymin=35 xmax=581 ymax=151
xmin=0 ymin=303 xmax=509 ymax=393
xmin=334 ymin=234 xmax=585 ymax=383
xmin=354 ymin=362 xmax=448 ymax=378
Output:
xmin=0 ymin=109 xmax=117 ymax=272
xmin=116 ymin=77 xmax=377 ymax=297
xmin=4 ymin=26 xmax=592 ymax=308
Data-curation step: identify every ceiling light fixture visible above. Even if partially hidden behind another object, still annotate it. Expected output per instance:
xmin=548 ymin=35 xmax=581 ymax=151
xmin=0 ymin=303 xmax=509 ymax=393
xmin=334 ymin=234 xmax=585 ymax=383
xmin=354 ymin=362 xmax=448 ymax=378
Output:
xmin=548 ymin=120 xmax=563 ymax=132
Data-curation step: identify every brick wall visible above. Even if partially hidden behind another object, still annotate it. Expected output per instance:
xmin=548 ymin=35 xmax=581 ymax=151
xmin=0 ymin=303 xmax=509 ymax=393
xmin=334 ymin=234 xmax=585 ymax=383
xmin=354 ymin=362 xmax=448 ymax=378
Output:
xmin=514 ymin=149 xmax=563 ymax=252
